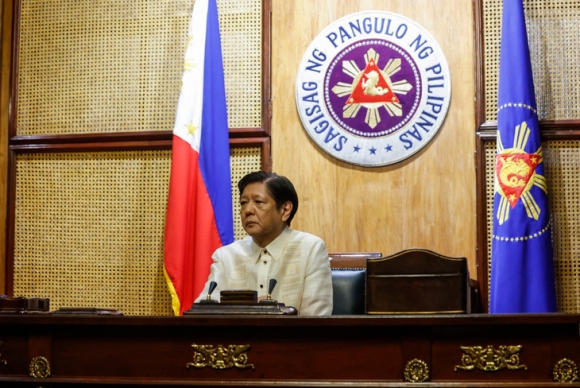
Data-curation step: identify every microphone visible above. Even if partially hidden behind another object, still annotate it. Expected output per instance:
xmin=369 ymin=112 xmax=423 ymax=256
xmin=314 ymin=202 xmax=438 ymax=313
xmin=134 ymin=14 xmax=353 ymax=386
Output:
xmin=266 ymin=279 xmax=277 ymax=301
xmin=198 ymin=281 xmax=218 ymax=304
xmin=207 ymin=281 xmax=217 ymax=300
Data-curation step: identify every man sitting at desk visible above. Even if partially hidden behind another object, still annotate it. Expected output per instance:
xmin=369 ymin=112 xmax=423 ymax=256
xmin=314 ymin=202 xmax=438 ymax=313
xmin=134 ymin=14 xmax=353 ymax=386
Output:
xmin=195 ymin=171 xmax=332 ymax=316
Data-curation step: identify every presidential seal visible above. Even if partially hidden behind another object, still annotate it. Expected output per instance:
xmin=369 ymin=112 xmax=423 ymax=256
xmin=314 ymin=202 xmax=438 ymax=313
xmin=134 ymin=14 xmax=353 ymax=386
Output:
xmin=296 ymin=11 xmax=451 ymax=167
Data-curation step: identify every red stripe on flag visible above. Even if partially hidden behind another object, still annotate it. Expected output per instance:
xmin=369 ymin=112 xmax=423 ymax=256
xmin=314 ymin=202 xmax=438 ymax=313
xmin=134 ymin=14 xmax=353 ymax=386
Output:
xmin=164 ymin=135 xmax=223 ymax=315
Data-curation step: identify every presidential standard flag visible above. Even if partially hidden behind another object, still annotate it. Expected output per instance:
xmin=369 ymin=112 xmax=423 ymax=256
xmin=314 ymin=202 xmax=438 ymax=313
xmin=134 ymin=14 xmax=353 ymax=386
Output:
xmin=164 ymin=0 xmax=234 ymax=316
xmin=489 ymin=0 xmax=557 ymax=313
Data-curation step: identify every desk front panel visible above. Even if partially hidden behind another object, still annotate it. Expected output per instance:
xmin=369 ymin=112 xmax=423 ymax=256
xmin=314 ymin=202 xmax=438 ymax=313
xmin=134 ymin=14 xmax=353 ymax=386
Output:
xmin=0 ymin=314 xmax=579 ymax=386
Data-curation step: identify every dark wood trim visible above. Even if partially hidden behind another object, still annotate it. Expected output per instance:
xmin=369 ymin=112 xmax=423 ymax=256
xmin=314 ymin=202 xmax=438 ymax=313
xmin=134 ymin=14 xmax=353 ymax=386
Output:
xmin=0 ymin=314 xmax=579 ymax=386
xmin=473 ymin=0 xmax=489 ymax=312
xmin=476 ymin=127 xmax=497 ymax=139
xmin=5 ymin=149 xmax=16 ymax=295
xmin=261 ymin=137 xmax=271 ymax=171
xmin=10 ymin=140 xmax=173 ymax=153
xmin=474 ymin=132 xmax=492 ymax=313
xmin=9 ymin=0 xmax=19 ymax=139
xmin=2 ymin=0 xmax=16 ymax=296
xmin=479 ymin=120 xmax=580 ymax=138
xmin=10 ymin=131 xmax=173 ymax=152
xmin=538 ymin=128 xmax=580 ymax=140
xmin=9 ymin=132 xmax=272 ymax=153
xmin=261 ymin=0 xmax=272 ymax=138
xmin=231 ymin=136 xmax=271 ymax=171
xmin=3 ymin=312 xmax=580 ymax=327
xmin=10 ymin=131 xmax=172 ymax=145
xmin=229 ymin=127 xmax=268 ymax=138
xmin=10 ymin=128 xmax=274 ymax=145
xmin=1 ymin=0 xmax=16 ymax=297
xmin=473 ymin=0 xmax=486 ymax=128
xmin=329 ymin=252 xmax=382 ymax=269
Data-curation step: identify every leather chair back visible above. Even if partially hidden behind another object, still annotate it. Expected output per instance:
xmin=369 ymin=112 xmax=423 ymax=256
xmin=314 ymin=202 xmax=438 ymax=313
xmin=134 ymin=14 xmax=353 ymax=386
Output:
xmin=329 ymin=252 xmax=381 ymax=315
xmin=331 ymin=269 xmax=366 ymax=315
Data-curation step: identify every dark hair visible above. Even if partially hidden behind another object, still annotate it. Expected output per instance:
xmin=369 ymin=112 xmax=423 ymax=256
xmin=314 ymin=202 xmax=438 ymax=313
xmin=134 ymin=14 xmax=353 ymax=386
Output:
xmin=238 ymin=171 xmax=299 ymax=226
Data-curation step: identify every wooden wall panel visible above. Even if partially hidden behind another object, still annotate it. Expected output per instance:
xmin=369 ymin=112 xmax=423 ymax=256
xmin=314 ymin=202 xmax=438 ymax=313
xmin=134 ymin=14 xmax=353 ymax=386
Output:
xmin=271 ymin=0 xmax=477 ymax=276
xmin=0 ymin=1 xmax=13 ymax=295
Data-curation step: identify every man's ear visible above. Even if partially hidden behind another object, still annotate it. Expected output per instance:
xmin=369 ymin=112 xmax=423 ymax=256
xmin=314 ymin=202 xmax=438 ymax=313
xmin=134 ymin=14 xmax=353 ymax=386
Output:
xmin=280 ymin=201 xmax=293 ymax=222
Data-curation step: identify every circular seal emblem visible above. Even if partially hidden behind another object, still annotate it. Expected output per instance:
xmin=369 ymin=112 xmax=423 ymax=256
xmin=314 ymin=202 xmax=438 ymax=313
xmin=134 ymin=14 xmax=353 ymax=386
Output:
xmin=296 ymin=11 xmax=451 ymax=167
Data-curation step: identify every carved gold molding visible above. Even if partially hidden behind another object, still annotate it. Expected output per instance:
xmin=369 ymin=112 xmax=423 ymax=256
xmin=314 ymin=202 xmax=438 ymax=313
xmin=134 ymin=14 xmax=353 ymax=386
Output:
xmin=404 ymin=359 xmax=429 ymax=382
xmin=454 ymin=345 xmax=527 ymax=372
xmin=187 ymin=344 xmax=254 ymax=370
xmin=0 ymin=341 xmax=7 ymax=365
xmin=553 ymin=358 xmax=579 ymax=383
xmin=29 ymin=356 xmax=51 ymax=378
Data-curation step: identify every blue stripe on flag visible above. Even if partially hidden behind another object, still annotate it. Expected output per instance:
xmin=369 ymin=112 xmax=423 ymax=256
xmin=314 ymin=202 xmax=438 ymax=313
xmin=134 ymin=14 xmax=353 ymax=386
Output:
xmin=199 ymin=0 xmax=235 ymax=246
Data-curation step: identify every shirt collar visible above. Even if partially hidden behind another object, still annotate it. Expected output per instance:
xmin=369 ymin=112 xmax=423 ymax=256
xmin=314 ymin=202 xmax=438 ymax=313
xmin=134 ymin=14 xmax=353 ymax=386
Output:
xmin=250 ymin=227 xmax=291 ymax=264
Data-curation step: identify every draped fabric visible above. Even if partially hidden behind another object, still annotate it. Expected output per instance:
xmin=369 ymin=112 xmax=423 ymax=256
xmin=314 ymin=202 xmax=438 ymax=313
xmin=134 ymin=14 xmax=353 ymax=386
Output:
xmin=489 ymin=0 xmax=557 ymax=313
xmin=164 ymin=0 xmax=234 ymax=316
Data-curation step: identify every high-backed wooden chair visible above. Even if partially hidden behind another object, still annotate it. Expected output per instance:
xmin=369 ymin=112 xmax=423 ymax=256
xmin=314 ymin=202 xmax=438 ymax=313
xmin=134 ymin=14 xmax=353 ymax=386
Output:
xmin=329 ymin=252 xmax=382 ymax=315
xmin=365 ymin=249 xmax=479 ymax=314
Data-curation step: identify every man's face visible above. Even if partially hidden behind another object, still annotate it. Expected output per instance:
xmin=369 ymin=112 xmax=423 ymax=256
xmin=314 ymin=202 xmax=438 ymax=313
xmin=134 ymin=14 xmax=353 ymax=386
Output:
xmin=240 ymin=182 xmax=291 ymax=247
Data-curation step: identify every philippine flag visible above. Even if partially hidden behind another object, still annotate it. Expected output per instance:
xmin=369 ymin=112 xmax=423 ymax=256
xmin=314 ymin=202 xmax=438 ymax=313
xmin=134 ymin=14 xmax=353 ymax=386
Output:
xmin=164 ymin=0 xmax=234 ymax=316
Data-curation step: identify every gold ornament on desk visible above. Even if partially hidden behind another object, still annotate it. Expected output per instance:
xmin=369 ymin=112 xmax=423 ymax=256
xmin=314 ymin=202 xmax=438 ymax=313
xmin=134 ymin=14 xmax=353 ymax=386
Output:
xmin=187 ymin=344 xmax=254 ymax=370
xmin=553 ymin=358 xmax=579 ymax=383
xmin=29 ymin=356 xmax=51 ymax=378
xmin=404 ymin=359 xmax=429 ymax=382
xmin=454 ymin=345 xmax=527 ymax=372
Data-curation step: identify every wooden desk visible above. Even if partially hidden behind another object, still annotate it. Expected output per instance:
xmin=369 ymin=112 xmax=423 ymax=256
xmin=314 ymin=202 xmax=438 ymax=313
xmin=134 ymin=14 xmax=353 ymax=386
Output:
xmin=0 ymin=314 xmax=579 ymax=387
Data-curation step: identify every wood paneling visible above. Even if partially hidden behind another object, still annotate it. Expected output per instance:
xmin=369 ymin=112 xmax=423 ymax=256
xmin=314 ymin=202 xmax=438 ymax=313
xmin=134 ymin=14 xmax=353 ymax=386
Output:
xmin=0 ymin=0 xmax=14 ymax=295
xmin=1 ymin=314 xmax=579 ymax=386
xmin=1 ymin=0 xmax=271 ymax=301
xmin=271 ymin=1 xmax=477 ymax=276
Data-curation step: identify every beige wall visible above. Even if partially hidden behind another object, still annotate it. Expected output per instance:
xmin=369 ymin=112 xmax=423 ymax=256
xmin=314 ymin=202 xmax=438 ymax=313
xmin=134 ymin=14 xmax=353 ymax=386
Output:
xmin=271 ymin=0 xmax=477 ymax=276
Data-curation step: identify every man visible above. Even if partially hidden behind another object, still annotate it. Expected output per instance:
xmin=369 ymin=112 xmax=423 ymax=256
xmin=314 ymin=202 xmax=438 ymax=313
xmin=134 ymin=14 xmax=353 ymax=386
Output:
xmin=195 ymin=171 xmax=333 ymax=316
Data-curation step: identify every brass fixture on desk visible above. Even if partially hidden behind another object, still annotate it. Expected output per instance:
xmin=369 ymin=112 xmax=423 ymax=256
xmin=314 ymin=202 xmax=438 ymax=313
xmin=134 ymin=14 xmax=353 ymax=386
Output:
xmin=187 ymin=344 xmax=254 ymax=370
xmin=454 ymin=345 xmax=527 ymax=372
xmin=553 ymin=358 xmax=579 ymax=383
xmin=29 ymin=356 xmax=51 ymax=378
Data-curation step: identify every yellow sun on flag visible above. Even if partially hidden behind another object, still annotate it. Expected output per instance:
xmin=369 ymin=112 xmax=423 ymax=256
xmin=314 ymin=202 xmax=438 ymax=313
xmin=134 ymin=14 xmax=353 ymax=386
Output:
xmin=494 ymin=121 xmax=548 ymax=225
